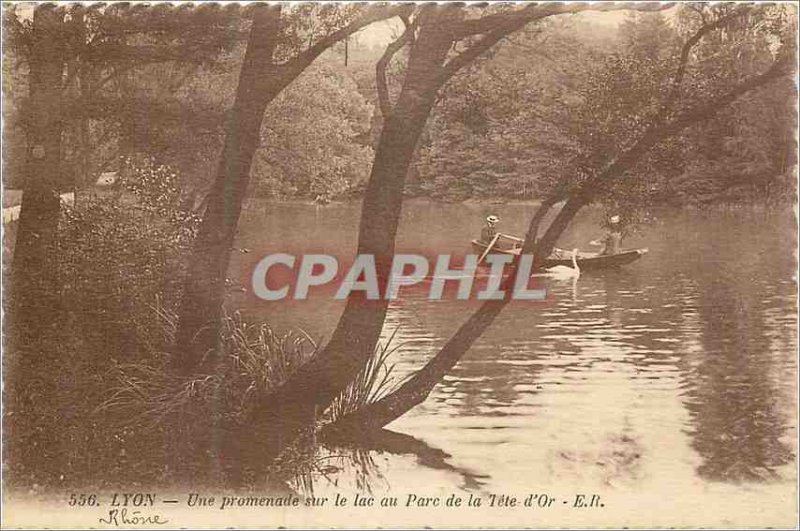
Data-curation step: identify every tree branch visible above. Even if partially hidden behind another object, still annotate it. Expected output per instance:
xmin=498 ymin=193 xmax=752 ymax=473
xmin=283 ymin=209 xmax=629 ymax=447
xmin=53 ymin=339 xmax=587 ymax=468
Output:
xmin=286 ymin=5 xmax=414 ymax=74
xmin=658 ymin=5 xmax=753 ymax=120
xmin=440 ymin=19 xmax=531 ymax=83
xmin=537 ymin=47 xmax=794 ymax=258
xmin=531 ymin=55 xmax=792 ymax=263
xmin=665 ymin=50 xmax=793 ymax=135
xmin=376 ymin=18 xmax=416 ymax=119
xmin=440 ymin=2 xmax=672 ymax=85
xmin=454 ymin=2 xmax=671 ymax=39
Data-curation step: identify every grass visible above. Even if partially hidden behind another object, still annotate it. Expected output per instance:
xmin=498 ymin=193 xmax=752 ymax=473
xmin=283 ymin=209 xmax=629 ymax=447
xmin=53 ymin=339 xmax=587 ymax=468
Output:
xmin=326 ymin=328 xmax=404 ymax=424
xmin=99 ymin=304 xmax=401 ymax=435
xmin=91 ymin=301 xmax=405 ymax=493
xmin=97 ymin=306 xmax=317 ymax=430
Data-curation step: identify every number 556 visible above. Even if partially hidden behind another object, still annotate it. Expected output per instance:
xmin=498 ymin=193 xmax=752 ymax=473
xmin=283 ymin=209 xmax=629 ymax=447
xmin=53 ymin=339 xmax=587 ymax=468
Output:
xmin=68 ymin=493 xmax=98 ymax=507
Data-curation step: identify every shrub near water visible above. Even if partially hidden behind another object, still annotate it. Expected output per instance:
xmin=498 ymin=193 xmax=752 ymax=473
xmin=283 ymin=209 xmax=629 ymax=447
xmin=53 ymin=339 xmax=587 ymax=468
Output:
xmin=9 ymin=157 xmax=402 ymax=488
xmin=57 ymin=199 xmax=193 ymax=363
xmin=5 ymin=160 xmax=199 ymax=487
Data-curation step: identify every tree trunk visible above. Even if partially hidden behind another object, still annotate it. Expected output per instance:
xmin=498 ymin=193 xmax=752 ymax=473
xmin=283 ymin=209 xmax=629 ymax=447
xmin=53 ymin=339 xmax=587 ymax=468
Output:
xmin=173 ymin=6 xmax=282 ymax=374
xmin=530 ymin=194 xmax=589 ymax=269
xmin=241 ymin=16 xmax=455 ymax=465
xmin=323 ymin=300 xmax=509 ymax=436
xmin=171 ymin=5 xmax=399 ymax=374
xmin=11 ymin=5 xmax=65 ymax=328
xmin=7 ymin=4 xmax=66 ymax=483
xmin=320 ymin=197 xmax=561 ymax=436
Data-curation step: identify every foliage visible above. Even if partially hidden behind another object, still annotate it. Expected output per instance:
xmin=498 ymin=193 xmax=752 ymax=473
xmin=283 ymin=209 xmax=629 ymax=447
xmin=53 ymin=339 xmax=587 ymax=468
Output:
xmin=4 ymin=5 xmax=792 ymax=206
xmin=413 ymin=9 xmax=796 ymax=209
xmin=99 ymin=309 xmax=317 ymax=430
xmin=252 ymin=53 xmax=374 ymax=200
xmin=55 ymin=196 xmax=195 ymax=366
xmin=2 ymin=3 xmax=243 ymax=190
xmin=274 ymin=4 xmax=365 ymax=62
xmin=4 ymin=158 xmax=200 ymax=486
xmin=414 ymin=18 xmax=613 ymax=200
xmin=584 ymin=6 xmax=796 ymax=213
xmin=121 ymin=156 xmax=202 ymax=229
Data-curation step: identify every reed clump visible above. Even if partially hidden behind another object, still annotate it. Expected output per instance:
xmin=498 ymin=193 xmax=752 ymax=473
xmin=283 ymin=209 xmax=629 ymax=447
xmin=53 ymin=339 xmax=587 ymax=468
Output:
xmin=98 ymin=306 xmax=317 ymax=430
xmin=101 ymin=304 xmax=402 ymax=435
xmin=327 ymin=329 xmax=404 ymax=424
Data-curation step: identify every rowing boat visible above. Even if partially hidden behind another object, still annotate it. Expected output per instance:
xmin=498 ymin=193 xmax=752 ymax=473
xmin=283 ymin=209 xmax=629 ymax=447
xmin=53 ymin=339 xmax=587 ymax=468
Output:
xmin=470 ymin=234 xmax=648 ymax=271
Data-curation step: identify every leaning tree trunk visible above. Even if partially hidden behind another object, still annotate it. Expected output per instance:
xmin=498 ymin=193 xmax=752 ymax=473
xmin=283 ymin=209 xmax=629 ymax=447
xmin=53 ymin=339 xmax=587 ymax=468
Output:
xmin=240 ymin=17 xmax=455 ymax=465
xmin=320 ymin=49 xmax=795 ymax=437
xmin=320 ymin=197 xmax=563 ymax=437
xmin=173 ymin=6 xmax=282 ymax=375
xmin=172 ymin=4 xmax=407 ymax=374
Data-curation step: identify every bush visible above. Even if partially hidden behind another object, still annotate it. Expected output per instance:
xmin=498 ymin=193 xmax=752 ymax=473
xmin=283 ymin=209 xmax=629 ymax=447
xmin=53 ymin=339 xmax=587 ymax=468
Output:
xmin=7 ymin=156 xmax=400 ymax=489
xmin=5 ymin=159 xmax=200 ymax=488
xmin=56 ymin=201 xmax=194 ymax=365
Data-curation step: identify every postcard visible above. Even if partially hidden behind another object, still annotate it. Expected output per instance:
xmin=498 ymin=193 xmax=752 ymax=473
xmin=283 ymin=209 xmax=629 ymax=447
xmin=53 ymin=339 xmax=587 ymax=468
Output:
xmin=2 ymin=2 xmax=798 ymax=528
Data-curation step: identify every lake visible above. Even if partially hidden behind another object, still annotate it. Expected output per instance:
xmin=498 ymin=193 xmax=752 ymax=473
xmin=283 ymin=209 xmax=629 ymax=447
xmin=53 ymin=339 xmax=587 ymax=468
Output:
xmin=228 ymin=199 xmax=797 ymax=527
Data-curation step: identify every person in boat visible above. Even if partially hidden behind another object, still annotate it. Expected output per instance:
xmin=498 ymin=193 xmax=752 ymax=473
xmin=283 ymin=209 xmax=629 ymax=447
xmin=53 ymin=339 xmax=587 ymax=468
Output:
xmin=590 ymin=215 xmax=623 ymax=255
xmin=481 ymin=215 xmax=500 ymax=244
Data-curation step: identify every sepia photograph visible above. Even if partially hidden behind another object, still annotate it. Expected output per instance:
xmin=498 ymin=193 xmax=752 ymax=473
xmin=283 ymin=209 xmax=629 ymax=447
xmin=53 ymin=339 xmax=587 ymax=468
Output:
xmin=1 ymin=1 xmax=798 ymax=528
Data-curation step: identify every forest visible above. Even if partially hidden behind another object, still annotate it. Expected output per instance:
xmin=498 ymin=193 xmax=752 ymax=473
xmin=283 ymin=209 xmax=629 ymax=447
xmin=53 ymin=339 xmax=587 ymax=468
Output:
xmin=2 ymin=2 xmax=796 ymax=491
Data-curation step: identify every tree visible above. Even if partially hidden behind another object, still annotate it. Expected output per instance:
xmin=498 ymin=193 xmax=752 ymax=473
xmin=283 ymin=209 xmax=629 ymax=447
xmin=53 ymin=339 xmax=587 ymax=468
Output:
xmin=320 ymin=4 xmax=796 ymax=437
xmin=3 ymin=2 xmax=243 ymax=483
xmin=241 ymin=3 xmax=676 ymax=465
xmin=173 ymin=4 xmax=411 ymax=373
xmin=8 ymin=5 xmax=66 ymax=348
xmin=6 ymin=4 xmax=84 ymax=484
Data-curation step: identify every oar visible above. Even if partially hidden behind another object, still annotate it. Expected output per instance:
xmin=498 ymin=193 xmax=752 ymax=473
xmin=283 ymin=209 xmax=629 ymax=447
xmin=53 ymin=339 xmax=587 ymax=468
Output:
xmin=477 ymin=232 xmax=501 ymax=265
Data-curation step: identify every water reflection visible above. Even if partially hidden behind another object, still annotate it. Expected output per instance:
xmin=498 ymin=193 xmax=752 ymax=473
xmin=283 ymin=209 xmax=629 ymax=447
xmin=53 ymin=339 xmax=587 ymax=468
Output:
xmin=682 ymin=231 xmax=796 ymax=481
xmin=235 ymin=201 xmax=797 ymax=493
xmin=323 ymin=429 xmax=490 ymax=492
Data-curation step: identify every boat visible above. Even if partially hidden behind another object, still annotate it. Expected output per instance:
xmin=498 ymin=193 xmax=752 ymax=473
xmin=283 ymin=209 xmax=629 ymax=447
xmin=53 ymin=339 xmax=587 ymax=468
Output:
xmin=470 ymin=233 xmax=648 ymax=271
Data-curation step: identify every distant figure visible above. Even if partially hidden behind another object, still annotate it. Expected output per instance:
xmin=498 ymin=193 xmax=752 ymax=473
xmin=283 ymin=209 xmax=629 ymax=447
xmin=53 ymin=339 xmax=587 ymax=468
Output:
xmin=590 ymin=215 xmax=623 ymax=255
xmin=481 ymin=215 xmax=499 ymax=244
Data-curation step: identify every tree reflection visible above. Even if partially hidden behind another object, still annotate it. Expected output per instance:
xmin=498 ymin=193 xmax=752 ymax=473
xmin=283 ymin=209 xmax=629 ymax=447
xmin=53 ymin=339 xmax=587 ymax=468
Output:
xmin=685 ymin=264 xmax=794 ymax=482
xmin=323 ymin=428 xmax=490 ymax=492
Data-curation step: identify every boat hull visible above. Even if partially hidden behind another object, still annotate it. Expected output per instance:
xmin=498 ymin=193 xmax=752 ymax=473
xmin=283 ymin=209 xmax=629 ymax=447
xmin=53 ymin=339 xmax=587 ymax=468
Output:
xmin=470 ymin=240 xmax=648 ymax=271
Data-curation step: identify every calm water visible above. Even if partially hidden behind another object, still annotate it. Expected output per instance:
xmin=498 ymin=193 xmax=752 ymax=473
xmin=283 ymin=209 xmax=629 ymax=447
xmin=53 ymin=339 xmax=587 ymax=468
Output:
xmin=229 ymin=200 xmax=797 ymax=526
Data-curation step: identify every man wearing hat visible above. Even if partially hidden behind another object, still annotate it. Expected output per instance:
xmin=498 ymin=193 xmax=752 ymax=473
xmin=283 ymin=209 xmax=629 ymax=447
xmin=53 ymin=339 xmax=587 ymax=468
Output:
xmin=590 ymin=215 xmax=623 ymax=255
xmin=481 ymin=215 xmax=500 ymax=244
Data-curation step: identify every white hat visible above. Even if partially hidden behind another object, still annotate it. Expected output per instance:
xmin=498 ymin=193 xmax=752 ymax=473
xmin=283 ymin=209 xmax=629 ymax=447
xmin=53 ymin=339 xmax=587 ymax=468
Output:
xmin=610 ymin=215 xmax=620 ymax=224
xmin=486 ymin=215 xmax=499 ymax=223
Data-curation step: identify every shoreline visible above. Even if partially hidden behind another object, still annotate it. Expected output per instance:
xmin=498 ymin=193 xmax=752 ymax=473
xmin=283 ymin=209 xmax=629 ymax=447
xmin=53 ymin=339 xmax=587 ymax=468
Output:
xmin=242 ymin=195 xmax=795 ymax=211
